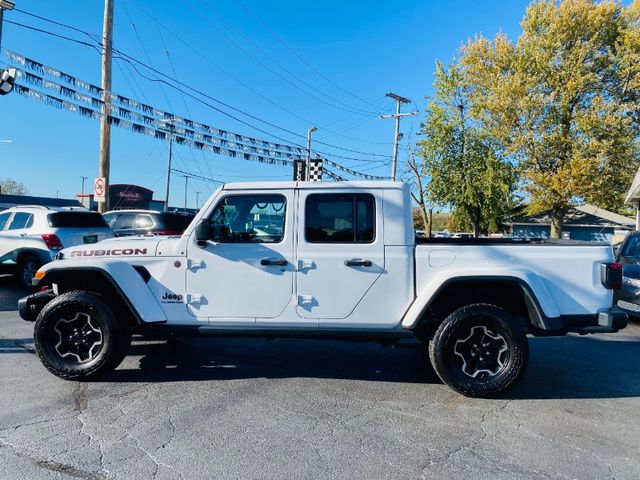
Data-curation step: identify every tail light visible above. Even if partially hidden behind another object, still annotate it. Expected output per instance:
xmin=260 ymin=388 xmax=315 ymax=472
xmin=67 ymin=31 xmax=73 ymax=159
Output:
xmin=41 ymin=233 xmax=64 ymax=250
xmin=601 ymin=262 xmax=623 ymax=289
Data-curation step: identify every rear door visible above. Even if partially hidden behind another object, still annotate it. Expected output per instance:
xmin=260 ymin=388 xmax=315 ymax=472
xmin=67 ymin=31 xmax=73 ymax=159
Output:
xmin=295 ymin=189 xmax=385 ymax=320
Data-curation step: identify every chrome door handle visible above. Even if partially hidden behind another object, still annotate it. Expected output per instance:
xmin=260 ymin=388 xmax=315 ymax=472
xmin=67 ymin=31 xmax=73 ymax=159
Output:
xmin=344 ymin=259 xmax=372 ymax=267
xmin=260 ymin=258 xmax=288 ymax=266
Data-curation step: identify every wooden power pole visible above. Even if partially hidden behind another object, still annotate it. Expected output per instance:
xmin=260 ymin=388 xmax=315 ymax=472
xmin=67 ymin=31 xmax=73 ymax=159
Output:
xmin=98 ymin=0 xmax=114 ymax=213
xmin=380 ymin=92 xmax=418 ymax=181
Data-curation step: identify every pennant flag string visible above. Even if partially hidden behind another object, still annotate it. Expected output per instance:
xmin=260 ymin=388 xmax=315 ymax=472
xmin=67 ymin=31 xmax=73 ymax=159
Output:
xmin=5 ymin=49 xmax=387 ymax=181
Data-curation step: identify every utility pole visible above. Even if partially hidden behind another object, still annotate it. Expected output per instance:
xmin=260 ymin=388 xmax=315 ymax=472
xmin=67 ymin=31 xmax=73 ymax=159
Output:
xmin=306 ymin=127 xmax=317 ymax=180
xmin=380 ymin=92 xmax=418 ymax=181
xmin=0 ymin=1 xmax=16 ymax=52
xmin=183 ymin=175 xmax=188 ymax=212
xmin=196 ymin=191 xmax=200 ymax=209
xmin=98 ymin=0 xmax=114 ymax=213
xmin=80 ymin=176 xmax=88 ymax=196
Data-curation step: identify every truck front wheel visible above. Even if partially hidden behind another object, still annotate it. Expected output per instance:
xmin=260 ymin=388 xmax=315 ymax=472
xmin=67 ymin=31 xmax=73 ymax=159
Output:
xmin=34 ymin=291 xmax=131 ymax=380
xmin=428 ymin=303 xmax=528 ymax=398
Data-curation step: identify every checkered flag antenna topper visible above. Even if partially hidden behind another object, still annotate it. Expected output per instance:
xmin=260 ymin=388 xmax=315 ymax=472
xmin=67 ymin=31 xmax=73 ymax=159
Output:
xmin=309 ymin=159 xmax=323 ymax=182
xmin=0 ymin=68 xmax=17 ymax=96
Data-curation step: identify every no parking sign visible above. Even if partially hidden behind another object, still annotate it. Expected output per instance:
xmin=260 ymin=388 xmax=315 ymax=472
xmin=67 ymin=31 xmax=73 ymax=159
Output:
xmin=94 ymin=177 xmax=106 ymax=202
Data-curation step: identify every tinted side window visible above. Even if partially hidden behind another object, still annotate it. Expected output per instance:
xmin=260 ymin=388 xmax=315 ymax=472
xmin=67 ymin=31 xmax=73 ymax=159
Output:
xmin=8 ymin=212 xmax=33 ymax=230
xmin=0 ymin=212 xmax=11 ymax=230
xmin=208 ymin=194 xmax=286 ymax=243
xmin=162 ymin=214 xmax=194 ymax=232
xmin=623 ymin=235 xmax=640 ymax=257
xmin=306 ymin=194 xmax=375 ymax=243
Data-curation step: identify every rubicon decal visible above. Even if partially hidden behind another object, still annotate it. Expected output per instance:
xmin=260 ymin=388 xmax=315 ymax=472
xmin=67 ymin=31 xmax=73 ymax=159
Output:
xmin=69 ymin=248 xmax=148 ymax=257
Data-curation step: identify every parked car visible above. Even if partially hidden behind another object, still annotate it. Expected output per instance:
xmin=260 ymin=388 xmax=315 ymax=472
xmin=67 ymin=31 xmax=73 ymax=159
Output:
xmin=20 ymin=181 xmax=626 ymax=397
xmin=614 ymin=231 xmax=640 ymax=318
xmin=0 ymin=206 xmax=113 ymax=287
xmin=102 ymin=210 xmax=195 ymax=237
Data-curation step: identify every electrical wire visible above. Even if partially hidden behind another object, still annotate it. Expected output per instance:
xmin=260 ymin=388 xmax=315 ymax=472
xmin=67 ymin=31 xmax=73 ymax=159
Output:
xmin=4 ymin=15 xmax=391 ymax=176
xmin=11 ymin=6 xmax=392 ymax=160
xmin=233 ymin=0 xmax=383 ymax=111
xmin=121 ymin=1 xmax=216 ymax=187
xmin=127 ymin=0 xmax=394 ymax=149
xmin=181 ymin=0 xmax=380 ymax=118
xmin=189 ymin=0 xmax=381 ymax=117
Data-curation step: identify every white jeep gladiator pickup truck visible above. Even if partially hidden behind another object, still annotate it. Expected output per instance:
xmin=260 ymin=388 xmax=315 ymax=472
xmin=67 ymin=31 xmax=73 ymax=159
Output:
xmin=19 ymin=181 xmax=626 ymax=397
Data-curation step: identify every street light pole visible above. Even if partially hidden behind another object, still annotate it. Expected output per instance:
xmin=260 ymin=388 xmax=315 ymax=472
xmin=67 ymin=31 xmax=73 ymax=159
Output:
xmin=306 ymin=126 xmax=317 ymax=180
xmin=80 ymin=176 xmax=88 ymax=196
xmin=196 ymin=191 xmax=200 ymax=209
xmin=183 ymin=175 xmax=188 ymax=212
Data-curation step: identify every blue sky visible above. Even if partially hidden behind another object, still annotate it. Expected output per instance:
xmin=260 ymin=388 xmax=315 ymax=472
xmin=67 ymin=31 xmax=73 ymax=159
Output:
xmin=0 ymin=0 xmax=531 ymax=208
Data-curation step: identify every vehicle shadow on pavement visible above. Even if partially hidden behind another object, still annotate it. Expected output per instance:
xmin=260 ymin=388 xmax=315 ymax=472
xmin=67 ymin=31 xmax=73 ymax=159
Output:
xmin=505 ymin=334 xmax=640 ymax=400
xmin=105 ymin=337 xmax=442 ymax=385
xmin=99 ymin=333 xmax=640 ymax=399
xmin=0 ymin=275 xmax=31 ymax=312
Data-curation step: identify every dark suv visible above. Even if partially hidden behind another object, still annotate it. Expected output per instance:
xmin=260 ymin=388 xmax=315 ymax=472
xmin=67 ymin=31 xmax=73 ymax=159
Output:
xmin=614 ymin=231 xmax=640 ymax=318
xmin=102 ymin=210 xmax=194 ymax=237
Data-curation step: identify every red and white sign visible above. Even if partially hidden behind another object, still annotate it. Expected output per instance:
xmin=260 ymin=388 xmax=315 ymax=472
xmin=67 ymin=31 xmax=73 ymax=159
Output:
xmin=94 ymin=177 xmax=106 ymax=202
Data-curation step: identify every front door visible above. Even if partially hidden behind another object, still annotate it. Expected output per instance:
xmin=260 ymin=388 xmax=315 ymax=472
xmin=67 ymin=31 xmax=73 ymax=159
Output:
xmin=186 ymin=190 xmax=294 ymax=320
xmin=296 ymin=189 xmax=385 ymax=320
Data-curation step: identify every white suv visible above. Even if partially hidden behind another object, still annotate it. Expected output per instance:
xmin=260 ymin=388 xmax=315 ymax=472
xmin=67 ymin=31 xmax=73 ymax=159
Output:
xmin=0 ymin=206 xmax=113 ymax=287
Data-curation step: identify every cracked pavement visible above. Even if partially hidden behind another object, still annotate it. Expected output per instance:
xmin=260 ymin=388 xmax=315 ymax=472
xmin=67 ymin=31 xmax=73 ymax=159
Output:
xmin=1 ymin=276 xmax=640 ymax=479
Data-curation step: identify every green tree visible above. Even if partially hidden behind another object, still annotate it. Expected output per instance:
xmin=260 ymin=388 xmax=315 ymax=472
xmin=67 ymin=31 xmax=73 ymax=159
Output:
xmin=418 ymin=61 xmax=516 ymax=237
xmin=0 ymin=178 xmax=28 ymax=196
xmin=461 ymin=0 xmax=640 ymax=238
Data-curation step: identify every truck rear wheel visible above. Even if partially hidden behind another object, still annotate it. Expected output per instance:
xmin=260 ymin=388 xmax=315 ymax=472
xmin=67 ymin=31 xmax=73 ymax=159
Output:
xmin=34 ymin=291 xmax=131 ymax=380
xmin=428 ymin=303 xmax=528 ymax=398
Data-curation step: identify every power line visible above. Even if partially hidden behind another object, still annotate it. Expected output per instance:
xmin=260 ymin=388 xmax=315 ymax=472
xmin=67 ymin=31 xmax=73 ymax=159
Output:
xmin=127 ymin=0 xmax=393 ymax=148
xmin=233 ymin=0 xmax=383 ymax=111
xmin=5 ymin=15 xmax=390 ymax=164
xmin=3 ymin=19 xmax=100 ymax=52
xmin=170 ymin=167 xmax=222 ymax=184
xmin=181 ymin=0 xmax=380 ymax=118
xmin=121 ymin=1 xmax=215 ymax=189
xmin=188 ymin=0 xmax=381 ymax=117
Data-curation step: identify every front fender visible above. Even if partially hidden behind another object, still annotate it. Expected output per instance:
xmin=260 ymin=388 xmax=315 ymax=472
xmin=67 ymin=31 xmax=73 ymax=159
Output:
xmin=35 ymin=260 xmax=167 ymax=324
xmin=401 ymin=268 xmax=561 ymax=329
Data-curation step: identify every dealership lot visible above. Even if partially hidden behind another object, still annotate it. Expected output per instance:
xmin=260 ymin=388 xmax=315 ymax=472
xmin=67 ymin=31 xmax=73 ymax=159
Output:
xmin=0 ymin=276 xmax=639 ymax=479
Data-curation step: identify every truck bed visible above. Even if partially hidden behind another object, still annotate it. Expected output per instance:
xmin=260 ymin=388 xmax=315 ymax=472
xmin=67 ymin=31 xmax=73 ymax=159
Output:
xmin=415 ymin=237 xmax=608 ymax=246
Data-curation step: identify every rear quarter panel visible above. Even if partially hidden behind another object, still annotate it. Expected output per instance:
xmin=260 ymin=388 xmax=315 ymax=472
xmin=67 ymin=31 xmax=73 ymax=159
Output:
xmin=406 ymin=244 xmax=614 ymax=328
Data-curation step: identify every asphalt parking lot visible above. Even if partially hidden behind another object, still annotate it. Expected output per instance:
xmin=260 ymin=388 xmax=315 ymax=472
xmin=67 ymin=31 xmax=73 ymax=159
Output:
xmin=1 ymin=275 xmax=640 ymax=479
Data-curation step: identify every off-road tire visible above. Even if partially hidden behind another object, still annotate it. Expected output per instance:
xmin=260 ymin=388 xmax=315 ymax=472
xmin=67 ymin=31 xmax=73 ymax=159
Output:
xmin=17 ymin=255 xmax=41 ymax=289
xmin=429 ymin=303 xmax=528 ymax=398
xmin=34 ymin=291 xmax=131 ymax=380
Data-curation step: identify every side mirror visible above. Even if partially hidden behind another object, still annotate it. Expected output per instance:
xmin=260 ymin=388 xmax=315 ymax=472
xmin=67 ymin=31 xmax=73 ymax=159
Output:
xmin=194 ymin=219 xmax=209 ymax=247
